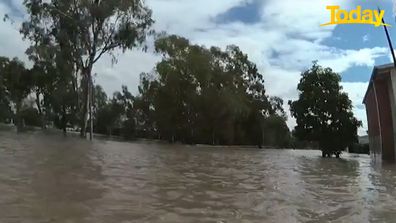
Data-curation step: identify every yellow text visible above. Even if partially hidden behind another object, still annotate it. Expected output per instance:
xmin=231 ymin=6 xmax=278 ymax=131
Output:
xmin=321 ymin=6 xmax=390 ymax=27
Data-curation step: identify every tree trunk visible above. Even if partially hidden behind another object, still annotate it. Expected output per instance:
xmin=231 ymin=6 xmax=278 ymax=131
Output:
xmin=190 ymin=128 xmax=194 ymax=145
xmin=35 ymin=92 xmax=42 ymax=115
xmin=80 ymin=69 xmax=91 ymax=138
xmin=72 ymin=69 xmax=79 ymax=109
xmin=35 ymin=91 xmax=45 ymax=129
xmin=212 ymin=129 xmax=215 ymax=145
xmin=72 ymin=69 xmax=80 ymax=122
xmin=15 ymin=101 xmax=22 ymax=132
xmin=62 ymin=105 xmax=67 ymax=135
xmin=261 ymin=117 xmax=265 ymax=148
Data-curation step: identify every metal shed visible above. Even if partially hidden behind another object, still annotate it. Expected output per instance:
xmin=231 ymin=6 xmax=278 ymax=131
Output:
xmin=363 ymin=63 xmax=396 ymax=161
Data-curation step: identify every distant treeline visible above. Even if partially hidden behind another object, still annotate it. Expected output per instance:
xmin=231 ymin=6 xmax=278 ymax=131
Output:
xmin=0 ymin=35 xmax=291 ymax=147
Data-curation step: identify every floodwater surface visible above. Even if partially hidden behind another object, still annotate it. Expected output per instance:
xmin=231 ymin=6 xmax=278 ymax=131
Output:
xmin=1 ymin=130 xmax=396 ymax=223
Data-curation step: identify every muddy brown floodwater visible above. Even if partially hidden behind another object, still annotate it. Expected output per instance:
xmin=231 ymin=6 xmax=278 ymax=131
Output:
xmin=1 ymin=130 xmax=396 ymax=223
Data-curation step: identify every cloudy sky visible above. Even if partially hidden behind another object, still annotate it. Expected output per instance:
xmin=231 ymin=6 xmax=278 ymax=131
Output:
xmin=1 ymin=0 xmax=396 ymax=135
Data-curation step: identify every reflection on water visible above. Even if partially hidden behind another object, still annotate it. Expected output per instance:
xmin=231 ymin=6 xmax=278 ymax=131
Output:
xmin=1 ymin=131 xmax=396 ymax=222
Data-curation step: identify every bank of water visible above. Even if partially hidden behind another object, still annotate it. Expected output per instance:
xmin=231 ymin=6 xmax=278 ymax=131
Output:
xmin=0 ymin=130 xmax=395 ymax=222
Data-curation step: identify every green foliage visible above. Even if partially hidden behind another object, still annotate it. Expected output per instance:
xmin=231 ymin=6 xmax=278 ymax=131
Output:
xmin=1 ymin=58 xmax=32 ymax=104
xmin=87 ymin=35 xmax=291 ymax=147
xmin=21 ymin=0 xmax=154 ymax=136
xmin=94 ymin=103 xmax=121 ymax=136
xmin=115 ymin=86 xmax=137 ymax=139
xmin=262 ymin=115 xmax=291 ymax=148
xmin=0 ymin=59 xmax=12 ymax=122
xmin=0 ymin=97 xmax=12 ymax=123
xmin=0 ymin=57 xmax=33 ymax=129
xmin=133 ymin=73 xmax=158 ymax=138
xmin=50 ymin=73 xmax=79 ymax=132
xmin=289 ymin=62 xmax=362 ymax=154
xmin=135 ymin=35 xmax=290 ymax=145
xmin=94 ymin=85 xmax=108 ymax=111
xmin=20 ymin=107 xmax=41 ymax=127
xmin=22 ymin=0 xmax=154 ymax=64
xmin=94 ymin=85 xmax=136 ymax=139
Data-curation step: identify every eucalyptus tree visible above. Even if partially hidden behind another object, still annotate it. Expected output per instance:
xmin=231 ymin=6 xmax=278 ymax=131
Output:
xmin=21 ymin=0 xmax=154 ymax=138
xmin=134 ymin=73 xmax=159 ymax=138
xmin=29 ymin=61 xmax=58 ymax=127
xmin=145 ymin=35 xmax=289 ymax=145
xmin=114 ymin=86 xmax=136 ymax=139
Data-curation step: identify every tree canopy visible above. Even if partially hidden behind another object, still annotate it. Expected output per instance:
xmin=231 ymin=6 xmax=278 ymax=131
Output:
xmin=289 ymin=62 xmax=362 ymax=156
xmin=0 ymin=57 xmax=33 ymax=129
xmin=131 ymin=35 xmax=290 ymax=146
xmin=21 ymin=0 xmax=154 ymax=137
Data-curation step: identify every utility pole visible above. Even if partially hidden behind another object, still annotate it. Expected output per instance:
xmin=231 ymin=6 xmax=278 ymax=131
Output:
xmin=379 ymin=7 xmax=396 ymax=67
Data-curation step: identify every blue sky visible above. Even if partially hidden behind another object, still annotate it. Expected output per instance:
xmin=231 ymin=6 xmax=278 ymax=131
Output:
xmin=0 ymin=0 xmax=395 ymax=135
xmin=324 ymin=1 xmax=396 ymax=82
xmin=217 ymin=0 xmax=395 ymax=83
xmin=216 ymin=0 xmax=263 ymax=24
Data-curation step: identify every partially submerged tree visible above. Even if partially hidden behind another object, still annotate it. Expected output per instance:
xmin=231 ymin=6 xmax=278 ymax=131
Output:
xmin=289 ymin=62 xmax=362 ymax=157
xmin=30 ymin=61 xmax=58 ymax=128
xmin=133 ymin=73 xmax=158 ymax=138
xmin=0 ymin=58 xmax=12 ymax=123
xmin=21 ymin=0 xmax=154 ymax=138
xmin=138 ymin=35 xmax=290 ymax=145
xmin=113 ymin=86 xmax=136 ymax=139
xmin=49 ymin=69 xmax=79 ymax=134
xmin=0 ymin=57 xmax=33 ymax=130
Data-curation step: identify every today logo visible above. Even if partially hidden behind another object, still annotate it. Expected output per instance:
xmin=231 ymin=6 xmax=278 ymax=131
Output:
xmin=321 ymin=6 xmax=390 ymax=27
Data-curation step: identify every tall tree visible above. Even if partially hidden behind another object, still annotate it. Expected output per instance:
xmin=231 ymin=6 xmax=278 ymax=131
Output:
xmin=115 ymin=86 xmax=136 ymax=139
xmin=21 ymin=0 xmax=154 ymax=138
xmin=0 ymin=58 xmax=12 ymax=123
xmin=49 ymin=68 xmax=79 ymax=134
xmin=289 ymin=62 xmax=362 ymax=157
xmin=30 ymin=61 xmax=58 ymax=128
xmin=141 ymin=35 xmax=289 ymax=145
xmin=1 ymin=58 xmax=32 ymax=130
xmin=133 ymin=73 xmax=158 ymax=138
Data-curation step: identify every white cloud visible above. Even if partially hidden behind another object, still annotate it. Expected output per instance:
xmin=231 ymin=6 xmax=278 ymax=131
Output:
xmin=320 ymin=47 xmax=387 ymax=73
xmin=341 ymin=82 xmax=369 ymax=136
xmin=393 ymin=0 xmax=396 ymax=15
xmin=93 ymin=51 xmax=161 ymax=95
xmin=363 ymin=34 xmax=369 ymax=42
xmin=0 ymin=0 xmax=386 ymax=135
xmin=0 ymin=3 xmax=29 ymax=63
